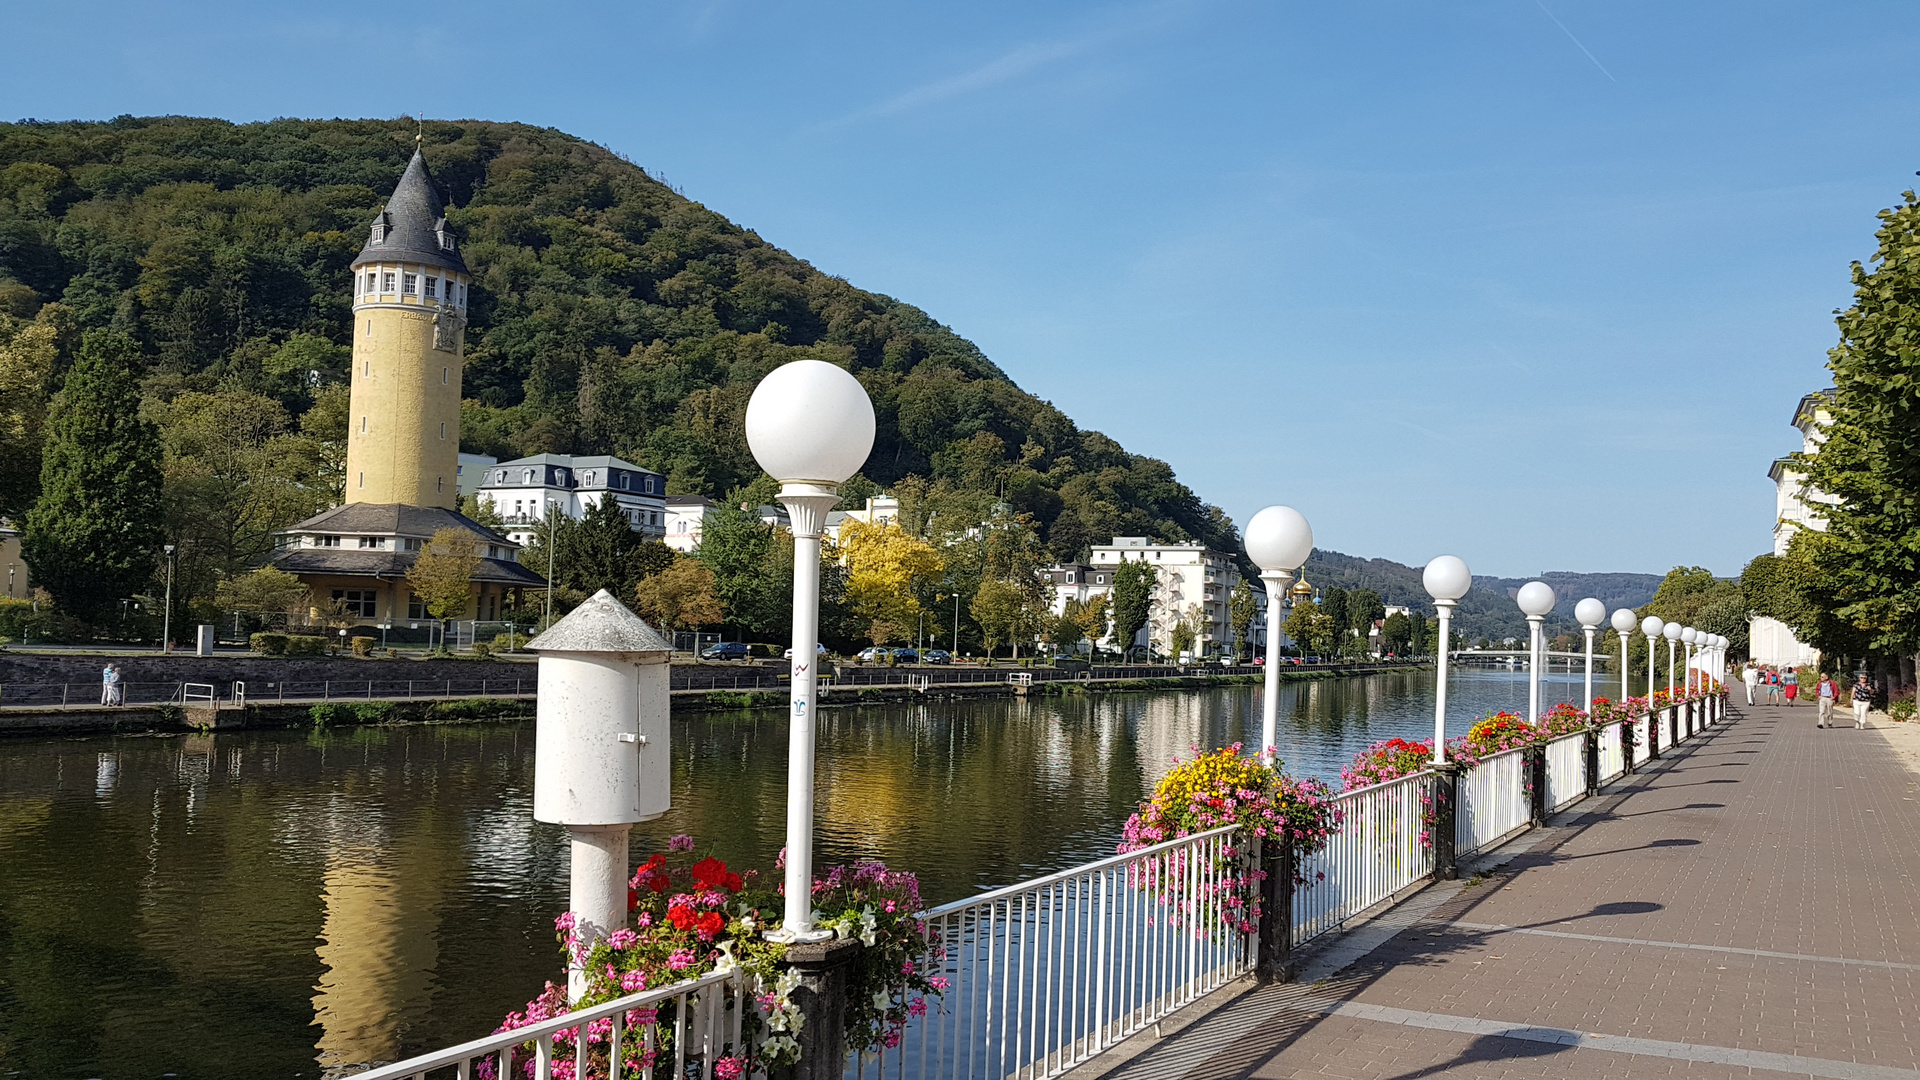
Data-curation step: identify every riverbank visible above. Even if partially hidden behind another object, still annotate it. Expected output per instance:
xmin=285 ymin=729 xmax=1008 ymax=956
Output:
xmin=0 ymin=663 xmax=1430 ymax=736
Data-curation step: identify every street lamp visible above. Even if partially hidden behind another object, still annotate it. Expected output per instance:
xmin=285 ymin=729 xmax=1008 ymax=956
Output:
xmin=745 ymin=359 xmax=875 ymax=943
xmin=162 ymin=544 xmax=176 ymax=654
xmin=1610 ymin=608 xmax=1637 ymax=702
xmin=1662 ymin=621 xmax=1683 ymax=696
xmin=1681 ymin=627 xmax=1699 ymax=692
xmin=1422 ymin=555 xmax=1472 ymax=766
xmin=1243 ymin=505 xmax=1314 ymax=760
xmin=1575 ymin=597 xmax=1605 ymax=713
xmin=1516 ymin=581 xmax=1555 ymax=722
xmin=1639 ymin=615 xmax=1663 ymax=704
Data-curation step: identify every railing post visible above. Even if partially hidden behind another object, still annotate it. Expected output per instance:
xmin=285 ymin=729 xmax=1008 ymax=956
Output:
xmin=1648 ymin=710 xmax=1662 ymax=761
xmin=777 ymin=938 xmax=862 ymax=1080
xmin=1584 ymin=724 xmax=1600 ymax=796
xmin=1528 ymin=744 xmax=1547 ymax=825
xmin=1256 ymin=835 xmax=1295 ymax=983
xmin=1432 ymin=763 xmax=1462 ymax=881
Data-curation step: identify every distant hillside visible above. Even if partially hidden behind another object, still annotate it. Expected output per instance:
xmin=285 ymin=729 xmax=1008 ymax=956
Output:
xmin=0 ymin=116 xmax=1237 ymax=559
xmin=1303 ymin=550 xmax=1661 ymax=643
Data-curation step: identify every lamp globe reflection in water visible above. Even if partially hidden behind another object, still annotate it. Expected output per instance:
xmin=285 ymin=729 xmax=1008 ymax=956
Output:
xmin=1422 ymin=555 xmax=1472 ymax=767
xmin=1611 ymin=607 xmax=1638 ymax=702
xmin=744 ymin=360 xmax=876 ymax=942
xmin=1574 ymin=597 xmax=1606 ymax=712
xmin=1516 ymin=581 xmax=1556 ymax=723
xmin=1243 ymin=505 xmax=1314 ymax=760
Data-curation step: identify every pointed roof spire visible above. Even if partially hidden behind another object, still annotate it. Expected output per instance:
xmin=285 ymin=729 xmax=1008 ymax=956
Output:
xmin=353 ymin=147 xmax=468 ymax=275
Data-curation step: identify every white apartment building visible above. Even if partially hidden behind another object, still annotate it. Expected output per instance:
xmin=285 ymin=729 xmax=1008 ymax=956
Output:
xmin=1752 ymin=390 xmax=1833 ymax=668
xmin=823 ymin=495 xmax=901 ymax=543
xmin=664 ymin=495 xmax=719 ymax=553
xmin=475 ymin=453 xmax=667 ymax=548
xmin=1084 ymin=537 xmax=1242 ymax=657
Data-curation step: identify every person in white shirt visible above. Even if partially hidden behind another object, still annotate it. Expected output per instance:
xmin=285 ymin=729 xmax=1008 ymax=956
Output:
xmin=1741 ymin=663 xmax=1760 ymax=706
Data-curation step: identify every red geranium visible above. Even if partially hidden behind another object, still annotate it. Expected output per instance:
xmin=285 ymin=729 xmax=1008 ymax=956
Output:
xmin=690 ymin=856 xmax=746 ymax=893
xmin=666 ymin=903 xmax=696 ymax=931
xmin=695 ymin=911 xmax=726 ymax=939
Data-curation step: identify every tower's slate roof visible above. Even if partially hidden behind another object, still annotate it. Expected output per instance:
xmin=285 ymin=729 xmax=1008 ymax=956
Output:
xmin=352 ymin=149 xmax=468 ymax=275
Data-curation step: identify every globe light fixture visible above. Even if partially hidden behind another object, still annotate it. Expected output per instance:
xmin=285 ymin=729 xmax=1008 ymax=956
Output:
xmin=1575 ymin=597 xmax=1606 ymax=712
xmin=1243 ymin=506 xmax=1314 ymax=759
xmin=1641 ymin=615 xmax=1664 ymax=708
xmin=1662 ymin=621 xmax=1683 ymax=697
xmin=1422 ymin=555 xmax=1472 ymax=766
xmin=745 ymin=359 xmax=876 ymax=942
xmin=1611 ymin=608 xmax=1638 ymax=704
xmin=1516 ymin=581 xmax=1556 ymax=723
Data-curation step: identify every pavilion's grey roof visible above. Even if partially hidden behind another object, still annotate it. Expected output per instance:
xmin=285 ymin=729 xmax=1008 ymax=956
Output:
xmin=352 ymin=149 xmax=468 ymax=276
xmin=527 ymin=589 xmax=673 ymax=654
xmin=280 ymin=503 xmax=511 ymax=544
xmin=271 ymin=547 xmax=546 ymax=587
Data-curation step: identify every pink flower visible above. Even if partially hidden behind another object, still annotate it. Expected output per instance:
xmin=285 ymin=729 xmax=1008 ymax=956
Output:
xmin=554 ymin=912 xmax=577 ymax=931
xmin=668 ymin=833 xmax=695 ymax=852
xmin=621 ymin=969 xmax=648 ymax=992
xmin=608 ymin=928 xmax=637 ymax=950
xmin=668 ymin=948 xmax=695 ymax=971
xmin=714 ymin=1055 xmax=747 ymax=1080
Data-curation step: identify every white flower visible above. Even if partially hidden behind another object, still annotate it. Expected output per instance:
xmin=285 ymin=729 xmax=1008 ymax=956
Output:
xmin=873 ymin=988 xmax=892 ymax=1011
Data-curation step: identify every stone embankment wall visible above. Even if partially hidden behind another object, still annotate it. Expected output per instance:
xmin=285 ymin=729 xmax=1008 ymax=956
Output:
xmin=0 ymin=652 xmax=534 ymax=687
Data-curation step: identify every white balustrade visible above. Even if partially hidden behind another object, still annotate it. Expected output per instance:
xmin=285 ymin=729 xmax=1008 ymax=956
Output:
xmin=1543 ymin=732 xmax=1587 ymax=811
xmin=1294 ymin=772 xmax=1435 ymax=944
xmin=1455 ymin=747 xmax=1530 ymax=856
xmin=1597 ymin=722 xmax=1625 ymax=782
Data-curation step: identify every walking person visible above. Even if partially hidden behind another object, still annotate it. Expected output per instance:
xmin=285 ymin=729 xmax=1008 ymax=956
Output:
xmin=1816 ymin=671 xmax=1837 ymax=728
xmin=107 ymin=663 xmax=123 ymax=706
xmin=1782 ymin=666 xmax=1799 ymax=706
xmin=1742 ymin=662 xmax=1760 ymax=705
xmin=1852 ymin=673 xmax=1874 ymax=729
xmin=1765 ymin=667 xmax=1781 ymax=705
xmin=99 ymin=663 xmax=114 ymax=706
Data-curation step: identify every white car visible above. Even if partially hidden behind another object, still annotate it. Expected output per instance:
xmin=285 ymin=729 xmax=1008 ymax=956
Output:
xmin=783 ymin=644 xmax=829 ymax=660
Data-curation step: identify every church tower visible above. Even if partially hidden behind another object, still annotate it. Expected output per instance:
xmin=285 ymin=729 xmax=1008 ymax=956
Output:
xmin=345 ymin=147 xmax=469 ymax=509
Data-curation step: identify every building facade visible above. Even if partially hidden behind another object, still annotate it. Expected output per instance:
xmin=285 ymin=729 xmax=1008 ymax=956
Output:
xmin=664 ymin=496 xmax=719 ymax=553
xmin=474 ymin=454 xmax=667 ymax=547
xmin=1086 ymin=537 xmax=1241 ymax=656
xmin=1751 ymin=390 xmax=1833 ymax=668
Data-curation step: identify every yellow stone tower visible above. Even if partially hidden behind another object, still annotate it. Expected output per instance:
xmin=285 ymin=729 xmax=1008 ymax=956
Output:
xmin=345 ymin=147 xmax=469 ymax=509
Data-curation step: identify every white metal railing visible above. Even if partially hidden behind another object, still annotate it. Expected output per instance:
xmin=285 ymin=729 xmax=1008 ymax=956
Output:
xmin=1008 ymin=672 xmax=1033 ymax=687
xmin=1294 ymin=772 xmax=1434 ymax=944
xmin=354 ymin=966 xmax=746 ymax=1080
xmin=1455 ymin=747 xmax=1529 ymax=856
xmin=1657 ymin=707 xmax=1674 ymax=750
xmin=1632 ymin=716 xmax=1651 ymax=765
xmin=893 ymin=825 xmax=1252 ymax=1080
xmin=182 ymin=683 xmax=215 ymax=706
xmin=1543 ymin=732 xmax=1587 ymax=811
xmin=1597 ymin=722 xmax=1625 ymax=783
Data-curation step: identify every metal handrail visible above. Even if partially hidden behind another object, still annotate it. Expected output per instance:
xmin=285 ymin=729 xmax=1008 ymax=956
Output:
xmin=353 ymin=967 xmax=743 ymax=1080
xmin=920 ymin=823 xmax=1240 ymax=919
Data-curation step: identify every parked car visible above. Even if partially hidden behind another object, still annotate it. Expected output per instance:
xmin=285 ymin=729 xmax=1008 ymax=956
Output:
xmin=893 ymin=648 xmax=920 ymax=664
xmin=699 ymin=641 xmax=752 ymax=661
xmin=783 ymin=644 xmax=829 ymax=660
xmin=922 ymin=649 xmax=953 ymax=664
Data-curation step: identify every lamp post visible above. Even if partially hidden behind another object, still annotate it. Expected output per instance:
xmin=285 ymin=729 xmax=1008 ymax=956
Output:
xmin=1517 ymin=581 xmax=1555 ymax=722
xmin=1243 ymin=505 xmax=1314 ymax=761
xmin=745 ymin=359 xmax=876 ymax=942
xmin=1681 ymin=628 xmax=1698 ymax=692
xmin=1640 ymin=615 xmax=1663 ymax=703
xmin=1422 ymin=556 xmax=1473 ymax=766
xmin=1575 ymin=598 xmax=1605 ymax=713
xmin=162 ymin=544 xmax=176 ymax=654
xmin=1611 ymin=608 xmax=1637 ymax=702
xmin=1663 ymin=621 xmax=1683 ymax=696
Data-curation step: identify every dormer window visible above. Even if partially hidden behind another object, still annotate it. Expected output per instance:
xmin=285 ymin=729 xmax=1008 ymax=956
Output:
xmin=370 ymin=218 xmax=388 ymax=243
xmin=523 ymin=468 xmax=535 ymax=484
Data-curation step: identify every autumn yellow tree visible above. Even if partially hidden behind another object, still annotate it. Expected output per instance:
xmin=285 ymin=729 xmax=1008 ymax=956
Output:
xmin=837 ymin=519 xmax=944 ymax=646
xmin=634 ymin=556 xmax=726 ymax=631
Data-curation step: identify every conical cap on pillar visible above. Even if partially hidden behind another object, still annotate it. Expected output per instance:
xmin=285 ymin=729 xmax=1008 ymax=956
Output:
xmin=527 ymin=589 xmax=672 ymax=655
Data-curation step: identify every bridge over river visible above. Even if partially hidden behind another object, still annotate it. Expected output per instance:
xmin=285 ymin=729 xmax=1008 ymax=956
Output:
xmin=1073 ymin=697 xmax=1920 ymax=1080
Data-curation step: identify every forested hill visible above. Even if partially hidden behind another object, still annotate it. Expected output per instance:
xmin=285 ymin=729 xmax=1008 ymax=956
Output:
xmin=0 ymin=116 xmax=1236 ymax=558
xmin=1304 ymin=549 xmax=1662 ymax=644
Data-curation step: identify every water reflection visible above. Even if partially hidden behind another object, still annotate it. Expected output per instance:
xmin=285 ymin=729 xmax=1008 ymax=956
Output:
xmin=0 ymin=668 xmax=1584 ymax=1078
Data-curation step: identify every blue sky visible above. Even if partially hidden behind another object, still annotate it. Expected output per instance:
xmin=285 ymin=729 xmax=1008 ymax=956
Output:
xmin=6 ymin=1 xmax=1915 ymax=578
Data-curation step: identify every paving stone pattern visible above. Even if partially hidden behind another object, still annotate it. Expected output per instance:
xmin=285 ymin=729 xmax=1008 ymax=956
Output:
xmin=1087 ymin=700 xmax=1920 ymax=1079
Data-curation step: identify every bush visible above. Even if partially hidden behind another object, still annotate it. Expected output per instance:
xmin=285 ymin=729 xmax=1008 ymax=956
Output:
xmin=309 ymin=703 xmax=349 ymax=727
xmin=748 ymin=642 xmax=779 ymax=658
xmin=492 ymin=631 xmax=529 ymax=652
xmin=1889 ymin=689 xmax=1916 ymax=722
xmin=426 ymin=697 xmax=531 ymax=721
xmin=350 ymin=635 xmax=375 ymax=657
xmin=285 ymin=635 xmax=327 ymax=656
xmin=352 ymin=701 xmax=395 ymax=723
xmin=470 ymin=642 xmax=493 ymax=659
xmin=250 ymin=632 xmax=289 ymax=656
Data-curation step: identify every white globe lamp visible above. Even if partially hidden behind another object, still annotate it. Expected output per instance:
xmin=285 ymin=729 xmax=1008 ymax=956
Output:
xmin=1422 ymin=555 xmax=1472 ymax=767
xmin=1611 ymin=608 xmax=1637 ymax=702
xmin=1574 ymin=598 xmax=1604 ymax=711
xmin=1516 ymin=582 xmax=1554 ymax=722
xmin=1244 ymin=505 xmax=1313 ymax=759
xmin=743 ymin=359 xmax=876 ymax=942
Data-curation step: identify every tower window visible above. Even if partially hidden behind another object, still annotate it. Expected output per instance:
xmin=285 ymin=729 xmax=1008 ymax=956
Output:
xmin=360 ymin=416 xmax=367 ymax=433
xmin=403 ymin=273 xmax=417 ymax=295
xmin=424 ymin=277 xmax=438 ymax=299
xmin=440 ymin=422 xmax=446 ymax=439
xmin=382 ymin=271 xmax=395 ymax=293
xmin=442 ymin=368 xmax=448 ymax=385
xmin=363 ymin=360 xmax=370 ymax=378
xmin=358 ymin=472 xmax=364 ymax=489
xmin=437 ymin=477 xmax=444 ymax=493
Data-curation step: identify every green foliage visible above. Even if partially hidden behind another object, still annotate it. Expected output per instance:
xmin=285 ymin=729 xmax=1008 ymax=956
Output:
xmin=350 ymin=635 xmax=374 ymax=657
xmin=1229 ymin=580 xmax=1259 ymax=657
xmin=284 ymin=634 xmax=326 ymax=656
xmin=546 ymin=496 xmax=675 ymax=598
xmin=1110 ymin=561 xmax=1157 ymax=656
xmin=1347 ymin=588 xmax=1384 ymax=636
xmin=425 ymin=697 xmax=532 ymax=721
xmin=249 ymin=631 xmax=288 ymax=655
xmin=1643 ymin=566 xmax=1749 ymax=653
xmin=1381 ymin=610 xmax=1412 ymax=655
xmin=1321 ymin=589 xmax=1349 ymax=640
xmin=21 ymin=329 xmax=165 ymax=621
xmin=0 ymin=117 xmax=1239 ymax=576
xmin=215 ymin=565 xmax=310 ymax=616
xmin=308 ymin=702 xmax=348 ymax=728
xmin=1793 ymin=188 xmax=1920 ymax=658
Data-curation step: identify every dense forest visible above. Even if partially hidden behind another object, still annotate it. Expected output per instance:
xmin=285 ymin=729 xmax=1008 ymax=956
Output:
xmin=0 ymin=115 xmax=1238 ymax=573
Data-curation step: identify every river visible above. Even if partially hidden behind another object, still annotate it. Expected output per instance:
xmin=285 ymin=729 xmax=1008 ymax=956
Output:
xmin=0 ymin=668 xmax=1599 ymax=1079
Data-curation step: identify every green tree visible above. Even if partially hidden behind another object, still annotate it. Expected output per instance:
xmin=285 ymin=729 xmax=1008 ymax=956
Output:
xmin=21 ymin=330 xmax=165 ymax=622
xmin=633 ymin=556 xmax=725 ymax=632
xmin=1284 ymin=600 xmax=1335 ymax=658
xmin=1381 ymin=610 xmax=1412 ymax=655
xmin=1409 ymin=612 xmax=1429 ymax=655
xmin=1229 ymin=580 xmax=1260 ymax=659
xmin=1793 ymin=189 xmax=1920 ymax=661
xmin=1322 ymin=588 xmax=1349 ymax=643
xmin=0 ymin=302 xmax=68 ymax=519
xmin=552 ymin=498 xmax=675 ymax=598
xmin=1348 ymin=588 xmax=1385 ymax=637
xmin=213 ymin=566 xmax=311 ymax=616
xmin=1110 ymin=561 xmax=1157 ymax=658
xmin=406 ymin=527 xmax=481 ymax=628
xmin=1063 ymin=595 xmax=1107 ymax=648
xmin=692 ymin=506 xmax=786 ymax=639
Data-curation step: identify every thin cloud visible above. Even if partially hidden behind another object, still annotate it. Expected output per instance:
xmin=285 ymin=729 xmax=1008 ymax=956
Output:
xmin=1535 ymin=1 xmax=1617 ymax=83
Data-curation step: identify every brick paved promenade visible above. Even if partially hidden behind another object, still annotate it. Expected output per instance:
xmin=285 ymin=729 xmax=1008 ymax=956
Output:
xmin=1079 ymin=699 xmax=1920 ymax=1079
